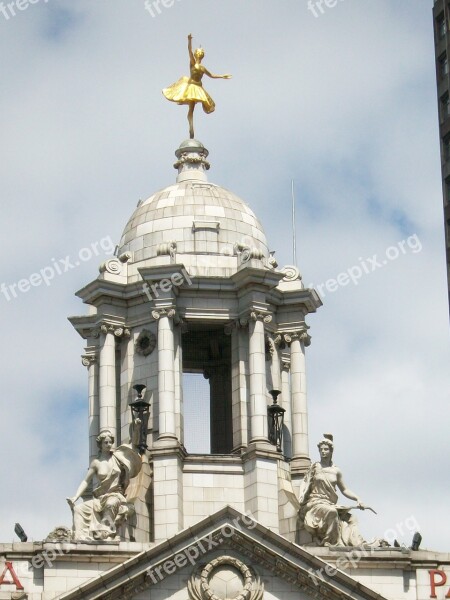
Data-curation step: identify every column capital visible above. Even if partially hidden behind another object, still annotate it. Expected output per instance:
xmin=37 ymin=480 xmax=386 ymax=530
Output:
xmin=249 ymin=310 xmax=272 ymax=324
xmin=96 ymin=322 xmax=131 ymax=338
xmin=152 ymin=308 xmax=176 ymax=320
xmin=224 ymin=319 xmax=249 ymax=334
xmin=81 ymin=354 xmax=97 ymax=368
xmin=266 ymin=335 xmax=282 ymax=356
xmin=281 ymin=325 xmax=311 ymax=347
xmin=281 ymin=358 xmax=291 ymax=372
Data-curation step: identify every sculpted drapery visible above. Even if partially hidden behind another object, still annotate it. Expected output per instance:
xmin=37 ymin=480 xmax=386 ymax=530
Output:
xmin=68 ymin=431 xmax=142 ymax=541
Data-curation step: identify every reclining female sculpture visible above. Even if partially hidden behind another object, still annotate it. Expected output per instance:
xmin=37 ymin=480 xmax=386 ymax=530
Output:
xmin=298 ymin=434 xmax=377 ymax=547
xmin=67 ymin=430 xmax=142 ymax=541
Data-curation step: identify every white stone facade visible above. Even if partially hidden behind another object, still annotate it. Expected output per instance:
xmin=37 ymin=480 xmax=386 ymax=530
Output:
xmin=1 ymin=140 xmax=447 ymax=600
xmin=1 ymin=508 xmax=449 ymax=600
xmin=68 ymin=139 xmax=322 ymax=545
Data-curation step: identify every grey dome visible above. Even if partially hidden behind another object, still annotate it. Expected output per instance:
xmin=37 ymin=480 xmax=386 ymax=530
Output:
xmin=118 ymin=180 xmax=269 ymax=263
xmin=117 ymin=141 xmax=269 ymax=280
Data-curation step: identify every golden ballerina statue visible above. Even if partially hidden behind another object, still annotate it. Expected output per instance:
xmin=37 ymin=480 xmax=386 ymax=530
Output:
xmin=163 ymin=34 xmax=231 ymax=139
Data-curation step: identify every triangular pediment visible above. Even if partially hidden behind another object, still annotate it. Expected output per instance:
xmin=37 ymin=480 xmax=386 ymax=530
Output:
xmin=56 ymin=506 xmax=388 ymax=600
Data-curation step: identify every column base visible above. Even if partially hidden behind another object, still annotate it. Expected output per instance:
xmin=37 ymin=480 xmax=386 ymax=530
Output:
xmin=249 ymin=438 xmax=275 ymax=453
xmin=154 ymin=435 xmax=179 ymax=450
xmin=290 ymin=455 xmax=311 ymax=476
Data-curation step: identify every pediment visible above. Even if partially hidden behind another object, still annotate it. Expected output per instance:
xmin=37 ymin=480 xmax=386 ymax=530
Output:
xmin=56 ymin=506 xmax=388 ymax=600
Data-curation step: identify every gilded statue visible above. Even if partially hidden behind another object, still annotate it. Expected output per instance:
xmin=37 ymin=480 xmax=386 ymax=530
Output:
xmin=163 ymin=34 xmax=231 ymax=139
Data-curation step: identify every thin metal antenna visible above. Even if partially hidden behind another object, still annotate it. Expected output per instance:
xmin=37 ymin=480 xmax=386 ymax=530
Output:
xmin=291 ymin=179 xmax=297 ymax=266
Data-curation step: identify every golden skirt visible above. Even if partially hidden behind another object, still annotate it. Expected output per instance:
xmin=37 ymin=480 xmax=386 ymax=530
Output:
xmin=163 ymin=76 xmax=216 ymax=114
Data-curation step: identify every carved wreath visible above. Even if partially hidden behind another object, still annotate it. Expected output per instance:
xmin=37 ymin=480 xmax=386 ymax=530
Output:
xmin=135 ymin=329 xmax=156 ymax=357
xmin=188 ymin=556 xmax=263 ymax=600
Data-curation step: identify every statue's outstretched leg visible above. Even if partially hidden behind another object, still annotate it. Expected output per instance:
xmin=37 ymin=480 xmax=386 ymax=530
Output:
xmin=188 ymin=102 xmax=195 ymax=139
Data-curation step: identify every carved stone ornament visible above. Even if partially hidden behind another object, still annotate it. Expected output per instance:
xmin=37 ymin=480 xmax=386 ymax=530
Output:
xmin=46 ymin=525 xmax=73 ymax=542
xmin=267 ymin=253 xmax=278 ymax=270
xmin=233 ymin=243 xmax=265 ymax=263
xmin=281 ymin=359 xmax=290 ymax=372
xmin=81 ymin=354 xmax=96 ymax=368
xmin=156 ymin=241 xmax=177 ymax=258
xmin=99 ymin=323 xmax=131 ymax=338
xmin=152 ymin=308 xmax=176 ymax=320
xmin=188 ymin=556 xmax=263 ymax=600
xmin=282 ymin=332 xmax=298 ymax=345
xmin=99 ymin=258 xmax=122 ymax=275
xmin=135 ymin=329 xmax=157 ymax=357
xmin=265 ymin=336 xmax=277 ymax=357
xmin=250 ymin=311 xmax=272 ymax=324
xmin=119 ymin=251 xmax=132 ymax=263
xmin=174 ymin=151 xmax=210 ymax=171
xmin=283 ymin=325 xmax=311 ymax=347
xmin=280 ymin=265 xmax=302 ymax=282
xmin=300 ymin=330 xmax=312 ymax=347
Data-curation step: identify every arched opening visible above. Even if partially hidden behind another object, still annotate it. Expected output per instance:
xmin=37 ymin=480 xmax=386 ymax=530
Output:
xmin=182 ymin=325 xmax=233 ymax=454
xmin=183 ymin=372 xmax=211 ymax=453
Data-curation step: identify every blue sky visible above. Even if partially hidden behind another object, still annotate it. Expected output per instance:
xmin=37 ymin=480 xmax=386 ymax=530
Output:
xmin=0 ymin=0 xmax=448 ymax=550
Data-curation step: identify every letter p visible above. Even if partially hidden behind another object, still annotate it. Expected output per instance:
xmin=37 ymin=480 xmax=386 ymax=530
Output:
xmin=184 ymin=545 xmax=199 ymax=566
xmin=40 ymin=266 xmax=55 ymax=286
xmin=429 ymin=570 xmax=447 ymax=598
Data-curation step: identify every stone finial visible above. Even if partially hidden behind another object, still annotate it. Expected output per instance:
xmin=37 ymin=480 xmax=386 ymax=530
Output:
xmin=174 ymin=139 xmax=210 ymax=183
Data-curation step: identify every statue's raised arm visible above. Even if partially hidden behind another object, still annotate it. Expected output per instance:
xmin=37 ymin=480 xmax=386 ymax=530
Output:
xmin=188 ymin=33 xmax=195 ymax=65
xmin=163 ymin=34 xmax=231 ymax=139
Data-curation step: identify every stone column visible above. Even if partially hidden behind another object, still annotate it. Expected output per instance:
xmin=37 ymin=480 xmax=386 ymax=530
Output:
xmin=248 ymin=311 xmax=272 ymax=444
xmin=153 ymin=308 xmax=177 ymax=442
xmin=229 ymin=321 xmax=249 ymax=452
xmin=205 ymin=364 xmax=232 ymax=454
xmin=281 ymin=358 xmax=292 ymax=459
xmin=267 ymin=335 xmax=281 ymax=390
xmin=174 ymin=323 xmax=184 ymax=444
xmin=82 ymin=354 xmax=98 ymax=464
xmin=285 ymin=327 xmax=311 ymax=471
xmin=99 ymin=324 xmax=118 ymax=441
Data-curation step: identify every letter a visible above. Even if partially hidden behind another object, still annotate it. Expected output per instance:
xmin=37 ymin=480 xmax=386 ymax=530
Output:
xmin=0 ymin=561 xmax=24 ymax=590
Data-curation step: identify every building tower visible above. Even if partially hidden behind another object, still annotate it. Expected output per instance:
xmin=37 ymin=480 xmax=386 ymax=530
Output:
xmin=433 ymin=0 xmax=450 ymax=314
xmin=2 ymin=122 xmax=449 ymax=600
xmin=69 ymin=138 xmax=322 ymax=543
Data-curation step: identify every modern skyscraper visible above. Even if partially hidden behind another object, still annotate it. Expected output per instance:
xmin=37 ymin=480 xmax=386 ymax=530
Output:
xmin=433 ymin=0 xmax=450 ymax=313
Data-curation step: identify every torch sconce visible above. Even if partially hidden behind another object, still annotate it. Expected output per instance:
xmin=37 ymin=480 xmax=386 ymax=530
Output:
xmin=267 ymin=389 xmax=285 ymax=452
xmin=129 ymin=384 xmax=150 ymax=455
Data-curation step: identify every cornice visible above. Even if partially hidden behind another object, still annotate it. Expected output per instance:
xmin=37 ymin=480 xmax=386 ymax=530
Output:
xmin=55 ymin=507 xmax=391 ymax=600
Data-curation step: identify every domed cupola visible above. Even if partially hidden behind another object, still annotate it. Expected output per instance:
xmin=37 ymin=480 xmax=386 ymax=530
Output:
xmin=118 ymin=140 xmax=271 ymax=283
xmin=70 ymin=136 xmax=321 ymax=545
